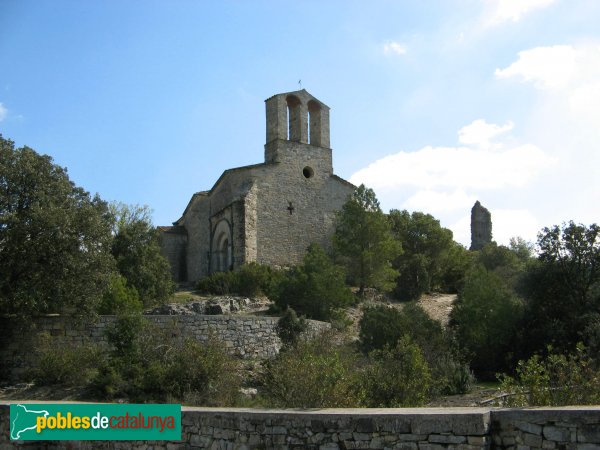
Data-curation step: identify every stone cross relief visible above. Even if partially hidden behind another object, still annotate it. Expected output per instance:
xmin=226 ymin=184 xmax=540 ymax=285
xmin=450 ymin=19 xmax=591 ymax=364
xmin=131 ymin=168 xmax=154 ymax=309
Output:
xmin=287 ymin=201 xmax=295 ymax=215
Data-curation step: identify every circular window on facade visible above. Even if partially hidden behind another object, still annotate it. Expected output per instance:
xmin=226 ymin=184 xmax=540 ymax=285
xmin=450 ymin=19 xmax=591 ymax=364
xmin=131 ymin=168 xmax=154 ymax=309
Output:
xmin=303 ymin=166 xmax=314 ymax=178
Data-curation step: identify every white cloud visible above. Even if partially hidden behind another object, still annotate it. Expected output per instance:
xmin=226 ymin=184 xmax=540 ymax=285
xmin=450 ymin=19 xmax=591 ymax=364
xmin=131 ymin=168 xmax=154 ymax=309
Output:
xmin=492 ymin=209 xmax=541 ymax=246
xmin=383 ymin=41 xmax=407 ymax=56
xmin=496 ymin=44 xmax=600 ymax=127
xmin=349 ymin=142 xmax=556 ymax=191
xmin=403 ymin=189 xmax=477 ymax=214
xmin=483 ymin=0 xmax=556 ymax=27
xmin=495 ymin=45 xmax=577 ymax=88
xmin=458 ymin=119 xmax=514 ymax=148
xmin=0 ymin=103 xmax=7 ymax=122
xmin=350 ymin=120 xmax=558 ymax=246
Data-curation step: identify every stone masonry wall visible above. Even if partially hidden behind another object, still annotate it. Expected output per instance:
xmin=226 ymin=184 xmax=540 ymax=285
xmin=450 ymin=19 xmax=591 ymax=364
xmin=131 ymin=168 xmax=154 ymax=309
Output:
xmin=1 ymin=405 xmax=599 ymax=449
xmin=0 ymin=315 xmax=330 ymax=382
xmin=255 ymin=140 xmax=353 ymax=269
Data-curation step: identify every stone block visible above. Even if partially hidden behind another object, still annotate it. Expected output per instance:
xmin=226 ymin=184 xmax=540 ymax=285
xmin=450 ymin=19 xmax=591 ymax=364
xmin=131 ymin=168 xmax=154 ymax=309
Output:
xmin=356 ymin=418 xmax=376 ymax=433
xmin=393 ymin=443 xmax=417 ymax=450
xmin=428 ymin=434 xmax=467 ymax=444
xmin=523 ymin=432 xmax=543 ymax=447
xmin=353 ymin=432 xmax=372 ymax=441
xmin=320 ymin=444 xmax=340 ymax=450
xmin=398 ymin=434 xmax=428 ymax=442
xmin=515 ymin=421 xmax=543 ymax=436
xmin=411 ymin=418 xmax=452 ymax=435
xmin=579 ymin=426 xmax=600 ymax=443
xmin=418 ymin=444 xmax=445 ymax=450
xmin=544 ymin=426 xmax=570 ymax=442
xmin=467 ymin=436 xmax=489 ymax=445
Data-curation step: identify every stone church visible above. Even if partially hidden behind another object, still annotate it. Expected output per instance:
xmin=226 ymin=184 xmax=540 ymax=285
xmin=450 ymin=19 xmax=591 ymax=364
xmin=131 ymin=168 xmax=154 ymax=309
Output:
xmin=159 ymin=90 xmax=355 ymax=282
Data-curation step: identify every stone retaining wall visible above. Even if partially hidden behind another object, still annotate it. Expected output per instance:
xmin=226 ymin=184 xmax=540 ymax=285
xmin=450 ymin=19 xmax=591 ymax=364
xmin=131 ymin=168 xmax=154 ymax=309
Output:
xmin=0 ymin=315 xmax=329 ymax=381
xmin=1 ymin=405 xmax=599 ymax=449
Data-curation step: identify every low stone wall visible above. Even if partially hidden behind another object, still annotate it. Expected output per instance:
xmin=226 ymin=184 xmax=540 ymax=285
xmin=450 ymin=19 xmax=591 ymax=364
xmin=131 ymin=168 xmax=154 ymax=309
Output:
xmin=0 ymin=314 xmax=329 ymax=381
xmin=1 ymin=405 xmax=599 ymax=449
xmin=491 ymin=408 xmax=600 ymax=449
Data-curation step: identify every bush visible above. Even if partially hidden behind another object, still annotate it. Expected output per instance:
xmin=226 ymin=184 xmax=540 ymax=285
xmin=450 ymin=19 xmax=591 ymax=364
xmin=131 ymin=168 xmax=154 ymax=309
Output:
xmin=499 ymin=344 xmax=600 ymax=406
xmin=32 ymin=333 xmax=103 ymax=387
xmin=361 ymin=336 xmax=432 ymax=407
xmin=237 ymin=262 xmax=283 ymax=297
xmin=276 ymin=308 xmax=308 ymax=347
xmin=93 ymin=313 xmax=241 ymax=404
xmin=359 ymin=303 xmax=472 ymax=395
xmin=261 ymin=332 xmax=362 ymax=408
xmin=196 ymin=271 xmax=239 ymax=295
xmin=196 ymin=263 xmax=282 ymax=297
xmin=360 ymin=303 xmax=445 ymax=353
xmin=273 ymin=244 xmax=353 ymax=321
xmin=97 ymin=275 xmax=142 ymax=315
xmin=451 ymin=266 xmax=524 ymax=379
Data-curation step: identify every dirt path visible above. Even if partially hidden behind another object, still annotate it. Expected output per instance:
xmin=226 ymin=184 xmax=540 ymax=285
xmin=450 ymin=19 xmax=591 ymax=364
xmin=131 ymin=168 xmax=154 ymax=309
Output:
xmin=417 ymin=292 xmax=456 ymax=327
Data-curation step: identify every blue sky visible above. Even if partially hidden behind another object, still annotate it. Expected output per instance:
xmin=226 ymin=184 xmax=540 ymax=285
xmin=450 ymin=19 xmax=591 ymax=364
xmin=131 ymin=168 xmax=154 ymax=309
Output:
xmin=1 ymin=0 xmax=599 ymax=246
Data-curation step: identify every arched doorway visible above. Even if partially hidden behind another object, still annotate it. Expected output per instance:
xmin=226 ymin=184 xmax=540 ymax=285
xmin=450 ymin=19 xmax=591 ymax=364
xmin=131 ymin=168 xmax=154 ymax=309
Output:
xmin=211 ymin=219 xmax=232 ymax=272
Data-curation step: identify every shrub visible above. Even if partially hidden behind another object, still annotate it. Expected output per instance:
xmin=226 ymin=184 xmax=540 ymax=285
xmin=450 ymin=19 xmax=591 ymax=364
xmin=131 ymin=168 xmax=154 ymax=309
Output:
xmin=196 ymin=271 xmax=238 ymax=295
xmin=93 ymin=313 xmax=241 ymax=404
xmin=196 ymin=263 xmax=282 ymax=297
xmin=360 ymin=303 xmax=445 ymax=353
xmin=273 ymin=243 xmax=353 ymax=321
xmin=97 ymin=275 xmax=142 ymax=315
xmin=451 ymin=265 xmax=524 ymax=379
xmin=261 ymin=332 xmax=362 ymax=408
xmin=276 ymin=308 xmax=308 ymax=347
xmin=499 ymin=344 xmax=600 ymax=406
xmin=32 ymin=333 xmax=103 ymax=387
xmin=236 ymin=262 xmax=283 ymax=297
xmin=359 ymin=303 xmax=472 ymax=395
xmin=361 ymin=336 xmax=432 ymax=407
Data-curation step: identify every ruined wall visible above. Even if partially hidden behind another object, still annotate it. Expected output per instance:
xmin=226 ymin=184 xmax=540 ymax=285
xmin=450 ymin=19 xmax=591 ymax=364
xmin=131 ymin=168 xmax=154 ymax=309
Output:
xmin=0 ymin=315 xmax=330 ymax=382
xmin=470 ymin=200 xmax=492 ymax=251
xmin=2 ymin=405 xmax=600 ymax=449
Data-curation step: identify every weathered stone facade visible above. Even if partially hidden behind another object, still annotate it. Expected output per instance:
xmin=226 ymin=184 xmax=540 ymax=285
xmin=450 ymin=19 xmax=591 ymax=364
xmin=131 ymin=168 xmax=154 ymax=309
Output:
xmin=3 ymin=404 xmax=600 ymax=449
xmin=470 ymin=201 xmax=492 ymax=251
xmin=159 ymin=90 xmax=354 ymax=283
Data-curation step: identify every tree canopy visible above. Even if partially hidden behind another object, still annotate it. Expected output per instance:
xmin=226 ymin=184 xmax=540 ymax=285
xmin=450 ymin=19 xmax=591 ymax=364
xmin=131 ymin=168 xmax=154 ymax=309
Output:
xmin=333 ymin=185 xmax=401 ymax=294
xmin=388 ymin=209 xmax=456 ymax=300
xmin=0 ymin=135 xmax=115 ymax=319
xmin=109 ymin=203 xmax=174 ymax=307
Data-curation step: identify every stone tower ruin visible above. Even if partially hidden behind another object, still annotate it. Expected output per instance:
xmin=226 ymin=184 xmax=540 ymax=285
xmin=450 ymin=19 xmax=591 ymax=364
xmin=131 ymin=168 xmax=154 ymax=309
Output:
xmin=159 ymin=90 xmax=354 ymax=283
xmin=470 ymin=200 xmax=492 ymax=251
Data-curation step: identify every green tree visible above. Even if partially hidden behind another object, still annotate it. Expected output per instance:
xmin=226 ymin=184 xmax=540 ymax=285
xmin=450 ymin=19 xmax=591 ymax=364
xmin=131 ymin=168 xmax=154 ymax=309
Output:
xmin=333 ymin=185 xmax=401 ymax=294
xmin=509 ymin=236 xmax=535 ymax=262
xmin=437 ymin=241 xmax=473 ymax=293
xmin=110 ymin=203 xmax=174 ymax=307
xmin=97 ymin=274 xmax=142 ymax=315
xmin=0 ymin=135 xmax=115 ymax=320
xmin=273 ymin=243 xmax=352 ymax=321
xmin=519 ymin=222 xmax=600 ymax=356
xmin=451 ymin=266 xmax=524 ymax=378
xmin=360 ymin=304 xmax=472 ymax=395
xmin=388 ymin=209 xmax=466 ymax=300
